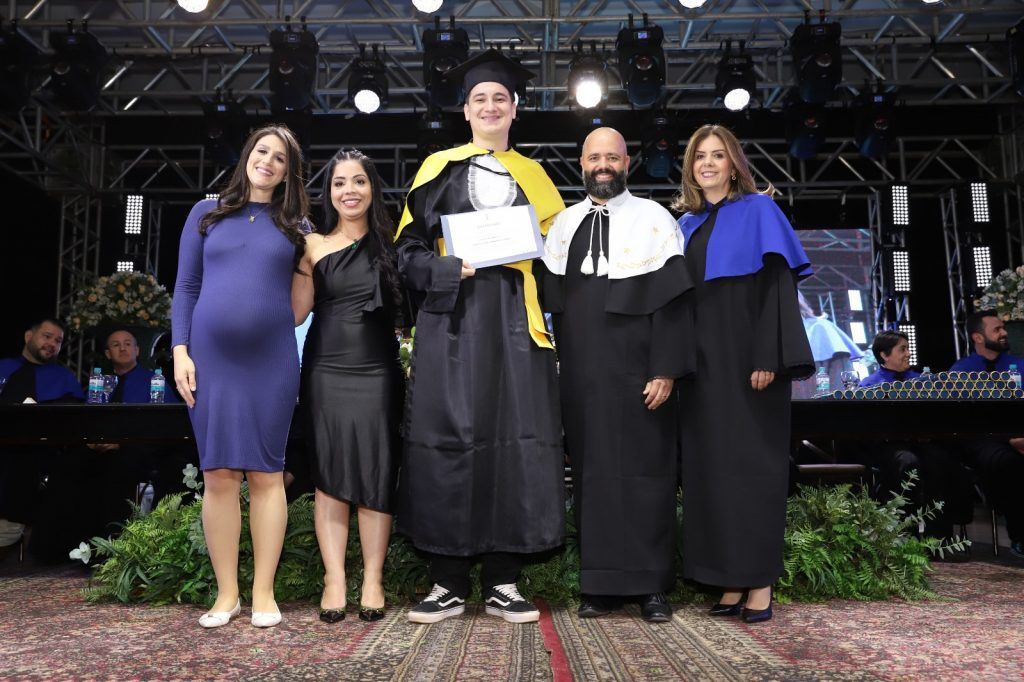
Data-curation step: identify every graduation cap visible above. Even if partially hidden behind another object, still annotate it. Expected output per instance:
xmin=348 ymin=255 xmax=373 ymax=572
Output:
xmin=446 ymin=48 xmax=535 ymax=100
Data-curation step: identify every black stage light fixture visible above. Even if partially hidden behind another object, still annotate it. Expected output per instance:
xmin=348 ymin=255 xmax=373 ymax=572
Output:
xmin=882 ymin=244 xmax=912 ymax=294
xmin=641 ymin=110 xmax=677 ymax=178
xmin=854 ymin=89 xmax=895 ymax=159
xmin=269 ymin=18 xmax=318 ymax=112
xmin=616 ymin=14 xmax=665 ymax=108
xmin=1009 ymin=19 xmax=1024 ymax=97
xmin=422 ymin=17 xmax=469 ymax=109
xmin=568 ymin=41 xmax=608 ymax=109
xmin=417 ymin=110 xmax=456 ymax=162
xmin=49 ymin=20 xmax=107 ymax=110
xmin=202 ymin=92 xmax=246 ymax=166
xmin=785 ymin=97 xmax=826 ymax=159
xmin=0 ymin=19 xmax=38 ymax=110
xmin=790 ymin=13 xmax=841 ymax=104
xmin=715 ymin=40 xmax=755 ymax=111
xmin=348 ymin=44 xmax=388 ymax=114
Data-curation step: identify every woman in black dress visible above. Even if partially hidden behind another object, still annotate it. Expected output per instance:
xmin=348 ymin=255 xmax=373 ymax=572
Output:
xmin=674 ymin=125 xmax=814 ymax=624
xmin=292 ymin=149 xmax=404 ymax=622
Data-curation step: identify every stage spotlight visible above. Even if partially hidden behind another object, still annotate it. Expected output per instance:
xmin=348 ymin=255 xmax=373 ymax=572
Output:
xmin=848 ymin=289 xmax=864 ymax=312
xmin=568 ymin=42 xmax=608 ymax=109
xmin=715 ymin=41 xmax=755 ymax=111
xmin=641 ymin=111 xmax=677 ymax=178
xmin=176 ymin=0 xmax=209 ymax=11
xmin=205 ymin=193 xmax=219 ymax=201
xmin=854 ymin=90 xmax=895 ymax=159
xmin=1010 ymin=19 xmax=1024 ymax=97
xmin=849 ymin=321 xmax=867 ymax=345
xmin=972 ymin=245 xmax=993 ymax=289
xmin=269 ymin=21 xmax=318 ymax=112
xmin=897 ymin=323 xmax=918 ymax=365
xmin=116 ymin=260 xmax=135 ymax=273
xmin=616 ymin=14 xmax=665 ymax=108
xmin=202 ymin=94 xmax=246 ymax=166
xmin=677 ymin=0 xmax=708 ymax=7
xmin=413 ymin=0 xmax=444 ymax=12
xmin=790 ymin=16 xmax=841 ymax=104
xmin=890 ymin=184 xmax=909 ymax=226
xmin=349 ymin=44 xmax=387 ymax=114
xmin=417 ymin=110 xmax=455 ymax=162
xmin=48 ymin=20 xmax=108 ymax=110
xmin=970 ymin=182 xmax=990 ymax=223
xmin=885 ymin=247 xmax=911 ymax=293
xmin=0 ymin=20 xmax=38 ymax=110
xmin=124 ymin=195 xmax=143 ymax=235
xmin=422 ymin=17 xmax=468 ymax=109
xmin=785 ymin=98 xmax=825 ymax=159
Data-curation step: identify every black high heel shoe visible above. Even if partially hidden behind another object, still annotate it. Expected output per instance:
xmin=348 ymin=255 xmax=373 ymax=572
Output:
xmin=319 ymin=606 xmax=346 ymax=623
xmin=358 ymin=605 xmax=386 ymax=622
xmin=709 ymin=590 xmax=747 ymax=617
xmin=740 ymin=588 xmax=773 ymax=624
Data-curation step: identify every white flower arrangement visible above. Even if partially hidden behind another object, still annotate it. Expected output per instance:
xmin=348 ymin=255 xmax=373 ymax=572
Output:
xmin=69 ymin=541 xmax=92 ymax=564
xmin=975 ymin=266 xmax=1024 ymax=321
xmin=66 ymin=271 xmax=172 ymax=332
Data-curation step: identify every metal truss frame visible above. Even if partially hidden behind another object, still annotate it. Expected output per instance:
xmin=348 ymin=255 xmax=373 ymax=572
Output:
xmin=1 ymin=0 xmax=1020 ymax=115
xmin=940 ymin=188 xmax=970 ymax=359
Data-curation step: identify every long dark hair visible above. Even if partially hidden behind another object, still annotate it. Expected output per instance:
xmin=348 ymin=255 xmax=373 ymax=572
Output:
xmin=318 ymin=148 xmax=402 ymax=306
xmin=199 ymin=125 xmax=309 ymax=255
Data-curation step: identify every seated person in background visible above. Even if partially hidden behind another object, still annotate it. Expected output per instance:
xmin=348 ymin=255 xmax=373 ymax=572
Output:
xmin=857 ymin=330 xmax=973 ymax=553
xmin=100 ymin=328 xmax=188 ymax=509
xmin=951 ymin=310 xmax=1024 ymax=558
xmin=104 ymin=328 xmax=179 ymax=404
xmin=859 ymin=329 xmax=919 ymax=386
xmin=792 ymin=292 xmax=863 ymax=398
xmin=0 ymin=318 xmax=83 ymax=404
xmin=0 ymin=318 xmax=83 ymax=556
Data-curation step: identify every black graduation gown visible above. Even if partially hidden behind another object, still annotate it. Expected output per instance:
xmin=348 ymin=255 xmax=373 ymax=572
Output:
xmin=395 ymin=160 xmax=565 ymax=556
xmin=545 ymin=213 xmax=694 ymax=595
xmin=679 ymin=205 xmax=814 ymax=587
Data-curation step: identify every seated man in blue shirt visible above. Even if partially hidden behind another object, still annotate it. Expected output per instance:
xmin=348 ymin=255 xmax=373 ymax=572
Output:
xmin=859 ymin=330 xmax=973 ymax=553
xmin=104 ymin=328 xmax=177 ymax=404
xmin=859 ymin=329 xmax=920 ymax=386
xmin=0 ymin=318 xmax=83 ymax=554
xmin=951 ymin=310 xmax=1024 ymax=558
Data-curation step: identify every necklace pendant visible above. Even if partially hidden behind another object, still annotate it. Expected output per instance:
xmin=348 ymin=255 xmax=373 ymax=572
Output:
xmin=249 ymin=215 xmax=255 ymax=223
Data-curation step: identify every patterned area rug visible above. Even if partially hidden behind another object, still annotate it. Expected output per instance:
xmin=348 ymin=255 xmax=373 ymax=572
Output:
xmin=0 ymin=569 xmax=551 ymax=681
xmin=547 ymin=561 xmax=1024 ymax=681
xmin=2 ymin=561 xmax=1023 ymax=680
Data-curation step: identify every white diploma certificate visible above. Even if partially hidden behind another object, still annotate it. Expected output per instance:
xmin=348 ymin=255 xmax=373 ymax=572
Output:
xmin=440 ymin=204 xmax=544 ymax=268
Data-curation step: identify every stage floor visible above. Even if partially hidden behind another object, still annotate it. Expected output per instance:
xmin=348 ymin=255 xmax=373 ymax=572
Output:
xmin=1 ymin=554 xmax=1022 ymax=681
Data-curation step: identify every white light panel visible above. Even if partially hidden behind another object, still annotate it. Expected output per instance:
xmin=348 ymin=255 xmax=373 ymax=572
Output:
xmin=970 ymin=182 xmax=990 ymax=223
xmin=205 ymin=193 xmax=219 ymax=201
xmin=116 ymin=260 xmax=135 ymax=272
xmin=850 ymin=322 xmax=867 ymax=345
xmin=973 ymin=245 xmax=993 ymax=289
xmin=892 ymin=249 xmax=911 ymax=293
xmin=848 ymin=289 xmax=864 ymax=312
xmin=891 ymin=185 xmax=909 ymax=226
xmin=898 ymin=323 xmax=918 ymax=365
xmin=124 ymin=194 xmax=143 ymax=235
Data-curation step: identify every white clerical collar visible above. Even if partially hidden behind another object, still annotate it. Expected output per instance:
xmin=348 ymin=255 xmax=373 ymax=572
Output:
xmin=587 ymin=189 xmax=632 ymax=211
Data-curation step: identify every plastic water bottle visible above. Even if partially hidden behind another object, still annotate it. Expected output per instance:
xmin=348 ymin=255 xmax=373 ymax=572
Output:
xmin=137 ymin=482 xmax=155 ymax=514
xmin=149 ymin=368 xmax=166 ymax=403
xmin=919 ymin=366 xmax=935 ymax=393
xmin=815 ymin=366 xmax=830 ymax=397
xmin=1011 ymin=364 xmax=1021 ymax=390
xmin=87 ymin=367 xmax=104 ymax=404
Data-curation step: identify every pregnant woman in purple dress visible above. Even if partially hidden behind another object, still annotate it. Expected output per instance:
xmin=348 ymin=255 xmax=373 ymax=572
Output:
xmin=172 ymin=125 xmax=309 ymax=629
xmin=292 ymin=149 xmax=404 ymax=623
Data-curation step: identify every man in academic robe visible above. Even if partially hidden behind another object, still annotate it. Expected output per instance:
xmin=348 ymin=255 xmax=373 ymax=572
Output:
xmin=542 ymin=127 xmax=693 ymax=622
xmin=104 ymin=328 xmax=178 ymax=404
xmin=395 ymin=49 xmax=566 ymax=624
xmin=951 ymin=310 xmax=1024 ymax=558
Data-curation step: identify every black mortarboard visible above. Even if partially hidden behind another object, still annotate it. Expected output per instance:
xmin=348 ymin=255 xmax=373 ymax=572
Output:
xmin=446 ymin=48 xmax=535 ymax=100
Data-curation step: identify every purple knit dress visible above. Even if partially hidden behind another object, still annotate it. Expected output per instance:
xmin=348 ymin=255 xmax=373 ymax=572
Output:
xmin=171 ymin=199 xmax=300 ymax=472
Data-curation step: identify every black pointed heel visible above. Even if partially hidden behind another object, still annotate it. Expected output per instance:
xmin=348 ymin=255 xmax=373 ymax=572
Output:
xmin=319 ymin=607 xmax=346 ymax=623
xmin=740 ymin=588 xmax=773 ymax=624
xmin=358 ymin=605 xmax=385 ymax=622
xmin=709 ymin=590 xmax=747 ymax=617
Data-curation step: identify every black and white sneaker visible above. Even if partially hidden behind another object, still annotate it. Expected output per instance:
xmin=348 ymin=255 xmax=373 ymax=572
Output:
xmin=483 ymin=583 xmax=540 ymax=623
xmin=407 ymin=584 xmax=466 ymax=624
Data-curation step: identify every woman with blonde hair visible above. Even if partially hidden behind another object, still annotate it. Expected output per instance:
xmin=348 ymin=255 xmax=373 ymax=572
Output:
xmin=674 ymin=124 xmax=814 ymax=624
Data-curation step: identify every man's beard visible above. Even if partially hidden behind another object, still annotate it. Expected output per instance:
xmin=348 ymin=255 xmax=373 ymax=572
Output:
xmin=27 ymin=345 xmax=55 ymax=364
xmin=984 ymin=335 xmax=1009 ymax=353
xmin=584 ymin=168 xmax=627 ymax=201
